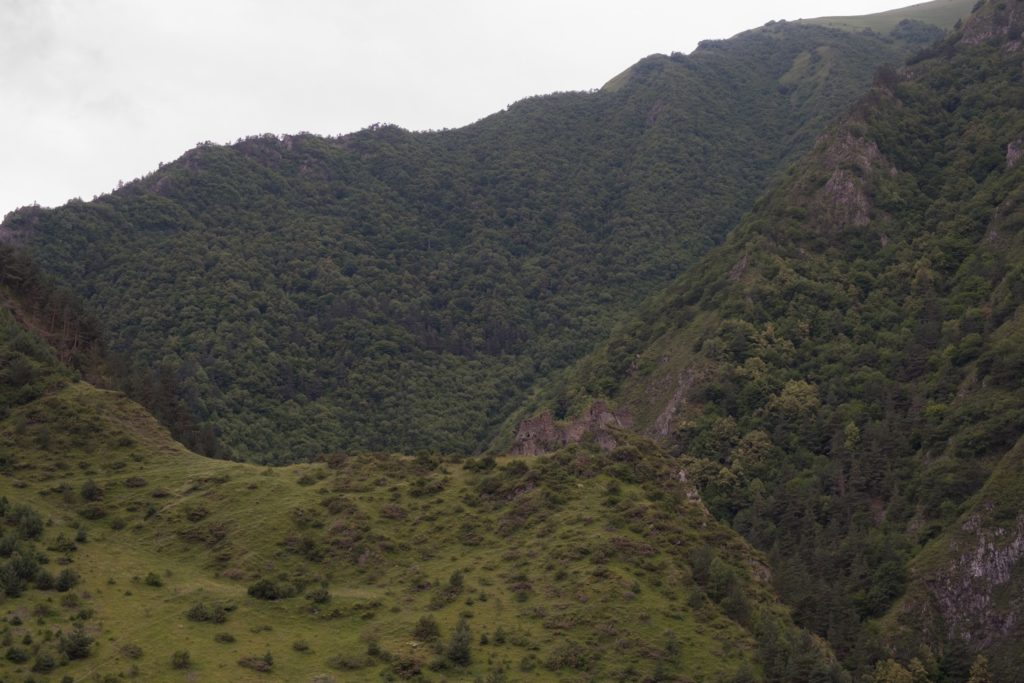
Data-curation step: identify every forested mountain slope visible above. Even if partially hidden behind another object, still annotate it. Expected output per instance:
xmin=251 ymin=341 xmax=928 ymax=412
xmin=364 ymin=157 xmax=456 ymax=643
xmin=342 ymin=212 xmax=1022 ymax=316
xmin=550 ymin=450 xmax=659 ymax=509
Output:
xmin=1 ymin=15 xmax=942 ymax=462
xmin=529 ymin=0 xmax=1024 ymax=677
xmin=0 ymin=265 xmax=843 ymax=682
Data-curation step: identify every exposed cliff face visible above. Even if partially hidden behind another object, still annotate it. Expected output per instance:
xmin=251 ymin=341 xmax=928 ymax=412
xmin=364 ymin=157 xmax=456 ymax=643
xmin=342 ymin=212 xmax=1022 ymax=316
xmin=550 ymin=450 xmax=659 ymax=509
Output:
xmin=1007 ymin=138 xmax=1024 ymax=169
xmin=650 ymin=367 xmax=707 ymax=440
xmin=510 ymin=402 xmax=632 ymax=455
xmin=884 ymin=434 xmax=1024 ymax=675
xmin=959 ymin=0 xmax=1024 ymax=46
xmin=808 ymin=126 xmax=897 ymax=231
xmin=926 ymin=510 xmax=1024 ymax=647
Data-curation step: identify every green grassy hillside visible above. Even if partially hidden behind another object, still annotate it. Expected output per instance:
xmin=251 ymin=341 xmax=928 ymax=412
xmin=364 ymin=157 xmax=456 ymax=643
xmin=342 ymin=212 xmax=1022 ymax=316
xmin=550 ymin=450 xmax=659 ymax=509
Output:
xmin=0 ymin=289 xmax=840 ymax=682
xmin=0 ymin=384 xmax=841 ymax=682
xmin=803 ymin=0 xmax=976 ymax=33
xmin=1 ymin=15 xmax=938 ymax=464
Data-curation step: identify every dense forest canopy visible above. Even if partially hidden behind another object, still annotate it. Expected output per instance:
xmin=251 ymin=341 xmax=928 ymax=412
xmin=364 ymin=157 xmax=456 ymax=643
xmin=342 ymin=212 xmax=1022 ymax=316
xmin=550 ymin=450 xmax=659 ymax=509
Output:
xmin=1 ymin=21 xmax=939 ymax=463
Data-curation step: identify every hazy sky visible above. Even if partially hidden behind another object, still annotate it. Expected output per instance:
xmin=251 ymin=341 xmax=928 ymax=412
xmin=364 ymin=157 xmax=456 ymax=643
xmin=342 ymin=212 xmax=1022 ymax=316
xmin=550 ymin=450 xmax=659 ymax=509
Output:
xmin=2 ymin=0 xmax=928 ymax=218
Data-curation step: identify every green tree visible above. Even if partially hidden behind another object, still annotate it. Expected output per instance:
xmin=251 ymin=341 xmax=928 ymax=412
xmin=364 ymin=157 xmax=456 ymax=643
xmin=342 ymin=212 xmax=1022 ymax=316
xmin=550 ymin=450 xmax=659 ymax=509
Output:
xmin=447 ymin=616 xmax=471 ymax=666
xmin=967 ymin=655 xmax=991 ymax=683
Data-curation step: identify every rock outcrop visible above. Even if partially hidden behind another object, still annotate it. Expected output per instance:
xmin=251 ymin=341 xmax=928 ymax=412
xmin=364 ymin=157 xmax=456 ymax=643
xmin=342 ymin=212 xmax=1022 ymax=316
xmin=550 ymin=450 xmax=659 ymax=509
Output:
xmin=1007 ymin=138 xmax=1024 ymax=169
xmin=510 ymin=402 xmax=632 ymax=456
xmin=926 ymin=510 xmax=1024 ymax=647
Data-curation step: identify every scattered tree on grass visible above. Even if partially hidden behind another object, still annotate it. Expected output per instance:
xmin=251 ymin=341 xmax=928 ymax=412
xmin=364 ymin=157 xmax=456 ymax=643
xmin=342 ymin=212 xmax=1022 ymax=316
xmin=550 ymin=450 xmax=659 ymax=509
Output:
xmin=447 ymin=617 xmax=471 ymax=666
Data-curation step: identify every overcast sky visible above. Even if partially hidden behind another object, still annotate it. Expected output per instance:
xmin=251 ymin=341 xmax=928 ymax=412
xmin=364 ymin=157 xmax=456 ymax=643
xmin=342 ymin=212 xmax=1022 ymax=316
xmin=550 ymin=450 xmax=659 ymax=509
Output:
xmin=2 ymin=0 xmax=929 ymax=218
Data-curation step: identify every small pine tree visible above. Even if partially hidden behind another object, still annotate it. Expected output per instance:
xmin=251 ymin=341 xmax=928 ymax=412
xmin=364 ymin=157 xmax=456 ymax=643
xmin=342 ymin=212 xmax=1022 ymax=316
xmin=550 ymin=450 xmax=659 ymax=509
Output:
xmin=447 ymin=616 xmax=471 ymax=666
xmin=58 ymin=625 xmax=93 ymax=660
xmin=967 ymin=655 xmax=991 ymax=683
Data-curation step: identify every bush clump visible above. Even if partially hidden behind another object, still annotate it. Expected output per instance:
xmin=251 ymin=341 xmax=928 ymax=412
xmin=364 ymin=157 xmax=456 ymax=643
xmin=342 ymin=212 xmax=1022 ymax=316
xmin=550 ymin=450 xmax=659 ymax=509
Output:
xmin=238 ymin=651 xmax=273 ymax=672
xmin=247 ymin=578 xmax=296 ymax=601
xmin=186 ymin=602 xmax=228 ymax=623
xmin=5 ymin=646 xmax=29 ymax=663
xmin=121 ymin=643 xmax=144 ymax=659
xmin=59 ymin=625 xmax=93 ymax=660
xmin=55 ymin=568 xmax=80 ymax=592
xmin=413 ymin=615 xmax=441 ymax=642
xmin=171 ymin=650 xmax=191 ymax=669
xmin=80 ymin=479 xmax=103 ymax=501
xmin=32 ymin=650 xmax=57 ymax=673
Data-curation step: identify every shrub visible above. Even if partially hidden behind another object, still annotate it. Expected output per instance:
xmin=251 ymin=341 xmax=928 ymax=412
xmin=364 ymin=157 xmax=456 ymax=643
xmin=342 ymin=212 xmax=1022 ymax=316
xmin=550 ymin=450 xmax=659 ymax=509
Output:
xmin=5 ymin=646 xmax=28 ymax=663
xmin=413 ymin=615 xmax=441 ymax=642
xmin=247 ymin=578 xmax=295 ymax=600
xmin=35 ymin=569 xmax=55 ymax=589
xmin=306 ymin=586 xmax=331 ymax=604
xmin=143 ymin=572 xmax=163 ymax=587
xmin=238 ymin=651 xmax=273 ymax=672
xmin=214 ymin=632 xmax=236 ymax=644
xmin=10 ymin=505 xmax=44 ymax=540
xmin=121 ymin=643 xmax=144 ymax=659
xmin=59 ymin=625 xmax=93 ymax=660
xmin=55 ymin=568 xmax=80 ymax=592
xmin=32 ymin=651 xmax=57 ymax=673
xmin=391 ymin=656 xmax=422 ymax=678
xmin=9 ymin=551 xmax=39 ymax=581
xmin=327 ymin=654 xmax=371 ymax=670
xmin=0 ymin=532 xmax=17 ymax=557
xmin=545 ymin=640 xmax=594 ymax=671
xmin=184 ymin=505 xmax=208 ymax=522
xmin=78 ymin=505 xmax=106 ymax=520
xmin=186 ymin=602 xmax=228 ymax=623
xmin=292 ymin=639 xmax=310 ymax=652
xmin=80 ymin=479 xmax=103 ymax=502
xmin=49 ymin=533 xmax=77 ymax=553
xmin=171 ymin=650 xmax=191 ymax=669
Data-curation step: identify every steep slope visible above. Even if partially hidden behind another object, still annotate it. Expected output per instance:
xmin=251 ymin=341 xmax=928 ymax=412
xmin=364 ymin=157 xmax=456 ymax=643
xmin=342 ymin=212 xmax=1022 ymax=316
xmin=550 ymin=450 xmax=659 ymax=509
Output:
xmin=526 ymin=0 xmax=1024 ymax=676
xmin=0 ymin=275 xmax=839 ymax=682
xmin=1 ymin=17 xmax=940 ymax=463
